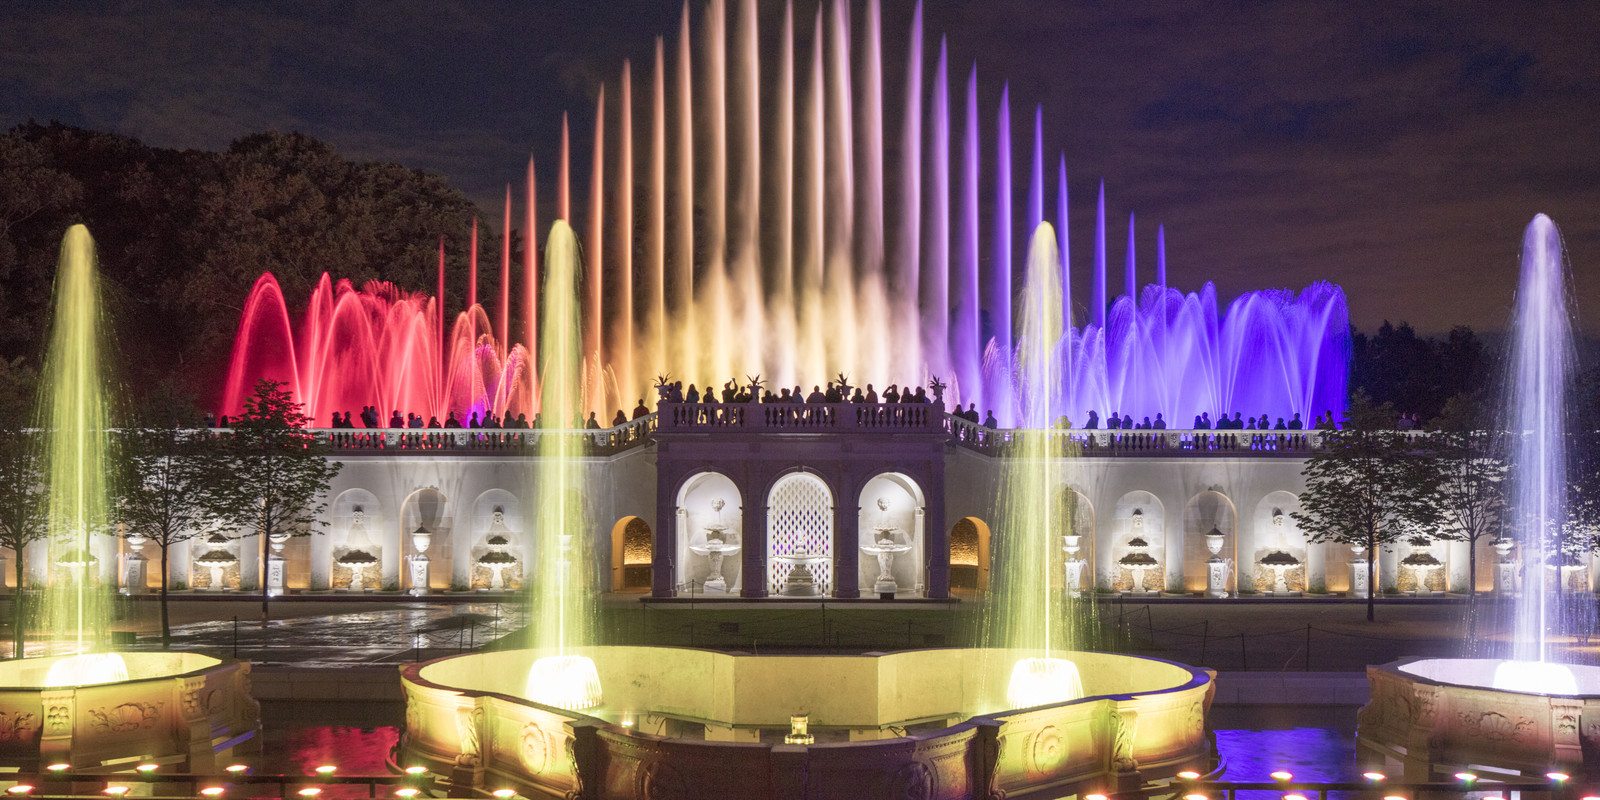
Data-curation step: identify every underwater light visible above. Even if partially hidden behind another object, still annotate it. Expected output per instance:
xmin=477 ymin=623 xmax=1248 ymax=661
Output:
xmin=1492 ymin=661 xmax=1578 ymax=695
xmin=1005 ymin=657 xmax=1084 ymax=709
xmin=525 ymin=655 xmax=603 ymax=711
xmin=44 ymin=653 xmax=130 ymax=688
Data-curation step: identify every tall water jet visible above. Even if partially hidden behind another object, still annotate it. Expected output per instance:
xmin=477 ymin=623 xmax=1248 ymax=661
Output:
xmin=524 ymin=220 xmax=601 ymax=711
xmin=1502 ymin=213 xmax=1588 ymax=676
xmin=37 ymin=224 xmax=124 ymax=681
xmin=983 ymin=223 xmax=1085 ymax=710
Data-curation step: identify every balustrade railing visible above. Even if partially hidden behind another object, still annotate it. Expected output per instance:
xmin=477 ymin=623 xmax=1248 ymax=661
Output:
xmin=200 ymin=413 xmax=659 ymax=455
xmin=658 ymin=401 xmax=942 ymax=432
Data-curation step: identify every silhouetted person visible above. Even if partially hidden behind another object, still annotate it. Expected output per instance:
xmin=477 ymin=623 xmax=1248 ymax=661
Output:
xmin=1122 ymin=414 xmax=1132 ymax=429
xmin=864 ymin=384 xmax=879 ymax=404
xmin=1106 ymin=411 xmax=1119 ymax=430
xmin=428 ymin=416 xmax=441 ymax=428
xmin=851 ymin=388 xmax=864 ymax=402
xmin=632 ymin=399 xmax=649 ymax=419
xmin=884 ymin=385 xmax=900 ymax=404
xmin=686 ymin=384 xmax=700 ymax=403
xmin=1085 ymin=410 xmax=1099 ymax=429
xmin=1288 ymin=412 xmax=1303 ymax=430
xmin=1275 ymin=417 xmax=1287 ymax=430
xmin=468 ymin=412 xmax=481 ymax=429
xmin=389 ymin=410 xmax=404 ymax=428
xmin=582 ymin=412 xmax=598 ymax=428
xmin=612 ymin=409 xmax=628 ymax=426
xmin=825 ymin=383 xmax=843 ymax=403
xmin=806 ymin=385 xmax=825 ymax=403
xmin=1153 ymin=413 xmax=1166 ymax=429
xmin=444 ymin=411 xmax=461 ymax=428
xmin=983 ymin=410 xmax=998 ymax=429
xmin=1140 ymin=416 xmax=1152 ymax=429
xmin=409 ymin=413 xmax=424 ymax=429
xmin=779 ymin=387 xmax=793 ymax=402
xmin=218 ymin=415 xmax=231 ymax=428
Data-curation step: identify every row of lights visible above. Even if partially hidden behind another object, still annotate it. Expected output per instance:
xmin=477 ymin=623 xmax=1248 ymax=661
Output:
xmin=13 ymin=762 xmax=522 ymax=800
xmin=1171 ymin=767 xmax=1595 ymax=800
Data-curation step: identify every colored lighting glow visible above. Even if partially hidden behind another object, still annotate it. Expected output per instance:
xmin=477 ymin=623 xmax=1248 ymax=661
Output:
xmin=1549 ymin=773 xmax=1571 ymax=782
xmin=103 ymin=787 xmax=129 ymax=796
xmin=43 ymin=654 xmax=129 ymax=688
xmin=314 ymin=766 xmax=336 ymax=776
xmin=8 ymin=786 xmax=33 ymax=795
xmin=1005 ymin=656 xmax=1084 ymax=709
xmin=1177 ymin=772 xmax=1201 ymax=780
xmin=525 ymin=654 xmax=603 ymax=711
xmin=492 ymin=791 xmax=517 ymax=799
xmin=135 ymin=764 xmax=158 ymax=773
xmin=297 ymin=789 xmax=322 ymax=798
xmin=1362 ymin=772 xmax=1386 ymax=781
xmin=1183 ymin=793 xmax=1208 ymax=800
xmin=1086 ymin=795 xmax=1109 ymax=800
xmin=200 ymin=788 xmax=225 ymax=797
xmin=1455 ymin=772 xmax=1477 ymax=782
xmin=45 ymin=765 xmax=69 ymax=773
xmin=1283 ymin=794 xmax=1308 ymax=800
xmin=225 ymin=765 xmax=249 ymax=774
xmin=403 ymin=767 xmax=427 ymax=776
xmin=1270 ymin=770 xmax=1293 ymax=781
xmin=395 ymin=790 xmax=419 ymax=798
xmin=218 ymin=9 xmax=1352 ymax=426
xmin=1383 ymin=795 xmax=1407 ymax=800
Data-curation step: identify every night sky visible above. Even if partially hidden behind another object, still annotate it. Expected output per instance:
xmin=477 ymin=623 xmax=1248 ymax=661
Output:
xmin=3 ymin=1 xmax=1597 ymax=333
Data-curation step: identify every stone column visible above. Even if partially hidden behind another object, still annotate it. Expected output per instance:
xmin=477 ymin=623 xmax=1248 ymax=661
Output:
xmin=651 ymin=472 xmax=678 ymax=597
xmin=923 ymin=461 xmax=949 ymax=599
xmin=833 ymin=473 xmax=860 ymax=599
xmin=1349 ymin=545 xmax=1371 ymax=599
xmin=741 ymin=493 xmax=768 ymax=599
xmin=39 ymin=689 xmax=73 ymax=768
xmin=178 ymin=675 xmax=217 ymax=771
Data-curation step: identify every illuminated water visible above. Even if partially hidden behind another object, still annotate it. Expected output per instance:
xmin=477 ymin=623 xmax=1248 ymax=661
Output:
xmin=1501 ymin=213 xmax=1591 ymax=672
xmin=525 ymin=221 xmax=601 ymax=709
xmin=983 ymin=224 xmax=1087 ymax=707
xmin=221 ymin=0 xmax=1349 ymax=426
xmin=35 ymin=225 xmax=120 ymax=673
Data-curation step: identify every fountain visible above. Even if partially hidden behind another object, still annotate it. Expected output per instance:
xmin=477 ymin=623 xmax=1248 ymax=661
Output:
xmin=474 ymin=509 xmax=520 ymax=591
xmin=1257 ymin=509 xmax=1301 ymax=596
xmin=221 ymin=0 xmax=1350 ymax=427
xmin=0 ymin=225 xmax=258 ymax=770
xmin=1398 ymin=538 xmax=1441 ymax=596
xmin=402 ymin=223 xmax=1214 ymax=799
xmin=193 ymin=533 xmax=239 ymax=591
xmin=335 ymin=507 xmax=380 ymax=592
xmin=1119 ymin=538 xmax=1160 ymax=596
xmin=1358 ymin=214 xmax=1600 ymax=777
xmin=860 ymin=497 xmax=912 ymax=596
xmin=686 ymin=498 xmax=739 ymax=593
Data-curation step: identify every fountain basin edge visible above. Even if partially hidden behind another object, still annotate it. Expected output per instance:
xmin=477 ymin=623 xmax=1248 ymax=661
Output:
xmin=400 ymin=645 xmax=1214 ymax=800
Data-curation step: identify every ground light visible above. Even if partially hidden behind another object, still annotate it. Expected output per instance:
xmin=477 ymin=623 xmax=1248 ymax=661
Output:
xmin=134 ymin=764 xmax=158 ymax=774
xmin=1283 ymin=793 xmax=1308 ymax=800
xmin=1455 ymin=772 xmax=1477 ymax=783
xmin=491 ymin=790 xmax=517 ymax=799
xmin=44 ymin=765 xmax=68 ymax=774
xmin=7 ymin=786 xmax=32 ymax=795
xmin=296 ymin=789 xmax=321 ymax=797
xmin=1176 ymin=771 xmax=1201 ymax=780
xmin=1363 ymin=771 xmax=1386 ymax=781
xmin=314 ymin=766 xmax=336 ymax=776
xmin=102 ymin=787 xmax=128 ymax=796
xmin=1548 ymin=772 xmax=1571 ymax=782
xmin=199 ymin=788 xmax=224 ymax=797
xmin=1270 ymin=770 xmax=1293 ymax=781
xmin=394 ymin=790 xmax=419 ymax=798
xmin=403 ymin=767 xmax=427 ymax=776
xmin=225 ymin=765 xmax=249 ymax=774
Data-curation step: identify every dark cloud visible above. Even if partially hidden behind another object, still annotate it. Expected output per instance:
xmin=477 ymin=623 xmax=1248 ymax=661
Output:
xmin=2 ymin=0 xmax=1598 ymax=333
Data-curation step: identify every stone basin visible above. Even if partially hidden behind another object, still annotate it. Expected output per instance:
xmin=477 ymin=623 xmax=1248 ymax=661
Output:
xmin=1357 ymin=657 xmax=1600 ymax=778
xmin=0 ymin=652 xmax=260 ymax=772
xmin=400 ymin=645 xmax=1214 ymax=799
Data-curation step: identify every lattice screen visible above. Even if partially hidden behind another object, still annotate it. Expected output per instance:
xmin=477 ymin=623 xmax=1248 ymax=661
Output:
xmin=767 ymin=473 xmax=834 ymax=594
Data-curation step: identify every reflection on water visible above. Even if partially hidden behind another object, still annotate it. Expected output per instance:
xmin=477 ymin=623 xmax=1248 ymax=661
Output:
xmin=1211 ymin=706 xmax=1360 ymax=800
xmin=256 ymin=702 xmax=402 ymax=799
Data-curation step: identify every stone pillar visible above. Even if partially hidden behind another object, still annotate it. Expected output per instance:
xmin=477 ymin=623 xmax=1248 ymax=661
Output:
xmin=178 ymin=676 xmax=216 ymax=771
xmin=40 ymin=689 xmax=73 ymax=768
xmin=741 ymin=495 xmax=768 ymax=599
xmin=122 ymin=552 xmax=148 ymax=596
xmin=651 ymin=477 xmax=678 ymax=597
xmin=923 ymin=461 xmax=949 ymax=599
xmin=832 ymin=475 xmax=860 ymax=599
xmin=1349 ymin=548 xmax=1371 ymax=599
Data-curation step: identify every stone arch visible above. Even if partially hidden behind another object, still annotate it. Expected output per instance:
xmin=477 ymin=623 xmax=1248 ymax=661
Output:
xmin=1106 ymin=491 xmax=1164 ymax=593
xmin=1250 ymin=491 xmax=1306 ymax=594
xmin=611 ymin=516 xmax=653 ymax=592
xmin=469 ymin=489 xmax=524 ymax=591
xmin=674 ymin=471 xmax=743 ymax=593
xmin=858 ymin=473 xmax=927 ymax=597
xmin=327 ymin=488 xmax=383 ymax=592
xmin=1183 ymin=490 xmax=1238 ymax=595
xmin=401 ymin=487 xmax=452 ymax=591
xmin=949 ymin=517 xmax=991 ymax=594
xmin=766 ymin=471 xmax=835 ymax=596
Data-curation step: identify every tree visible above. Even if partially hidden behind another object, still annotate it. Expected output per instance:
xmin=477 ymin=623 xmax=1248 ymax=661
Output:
xmin=0 ymin=429 xmax=45 ymax=657
xmin=202 ymin=380 xmax=341 ymax=624
xmin=1426 ymin=394 xmax=1507 ymax=610
xmin=115 ymin=426 xmax=233 ymax=647
xmin=1295 ymin=394 xmax=1442 ymax=621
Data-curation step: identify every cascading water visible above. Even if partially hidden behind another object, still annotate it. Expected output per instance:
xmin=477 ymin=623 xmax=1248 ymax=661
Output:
xmin=983 ymin=223 xmax=1087 ymax=710
xmin=220 ymin=0 xmax=1350 ymax=428
xmin=1493 ymin=213 xmax=1591 ymax=692
xmin=36 ymin=224 xmax=128 ymax=685
xmin=523 ymin=221 xmax=602 ymax=711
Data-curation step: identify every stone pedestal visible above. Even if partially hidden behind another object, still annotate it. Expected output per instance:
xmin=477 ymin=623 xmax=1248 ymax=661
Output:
xmin=122 ymin=554 xmax=148 ymax=596
xmin=410 ymin=555 xmax=431 ymax=596
xmin=1206 ymin=557 xmax=1230 ymax=598
xmin=266 ymin=555 xmax=286 ymax=598
xmin=1065 ymin=559 xmax=1086 ymax=596
xmin=1349 ymin=560 xmax=1370 ymax=598
xmin=1494 ymin=561 xmax=1518 ymax=594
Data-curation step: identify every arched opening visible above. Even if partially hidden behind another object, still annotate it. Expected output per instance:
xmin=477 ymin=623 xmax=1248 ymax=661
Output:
xmin=766 ymin=472 xmax=834 ymax=597
xmin=401 ymin=487 xmax=452 ymax=591
xmin=857 ymin=473 xmax=926 ymax=598
xmin=674 ymin=472 xmax=743 ymax=593
xmin=329 ymin=488 xmax=383 ymax=592
xmin=611 ymin=516 xmax=653 ymax=592
xmin=949 ymin=517 xmax=991 ymax=595
xmin=1183 ymin=490 xmax=1237 ymax=596
xmin=1108 ymin=492 xmax=1164 ymax=594
xmin=1251 ymin=491 xmax=1306 ymax=595
xmin=1064 ymin=488 xmax=1095 ymax=594
xmin=470 ymin=490 xmax=524 ymax=592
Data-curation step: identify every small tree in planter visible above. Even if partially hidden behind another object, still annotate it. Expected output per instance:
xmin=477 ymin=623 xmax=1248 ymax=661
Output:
xmin=0 ymin=429 xmax=46 ymax=656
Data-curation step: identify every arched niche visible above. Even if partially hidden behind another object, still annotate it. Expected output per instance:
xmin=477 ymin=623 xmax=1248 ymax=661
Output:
xmin=1064 ymin=488 xmax=1096 ymax=593
xmin=674 ymin=472 xmax=743 ymax=593
xmin=1183 ymin=490 xmax=1237 ymax=595
xmin=329 ymin=488 xmax=382 ymax=591
xmin=857 ymin=473 xmax=926 ymax=597
xmin=1250 ymin=491 xmax=1307 ymax=594
xmin=402 ymin=487 xmax=452 ymax=591
xmin=611 ymin=516 xmax=653 ymax=592
xmin=949 ymin=517 xmax=992 ymax=595
xmin=468 ymin=489 xmax=523 ymax=591
xmin=1106 ymin=491 xmax=1164 ymax=593
xmin=766 ymin=471 xmax=834 ymax=597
